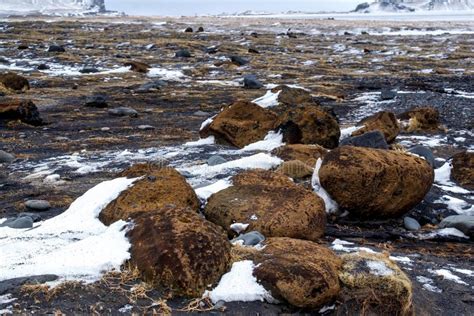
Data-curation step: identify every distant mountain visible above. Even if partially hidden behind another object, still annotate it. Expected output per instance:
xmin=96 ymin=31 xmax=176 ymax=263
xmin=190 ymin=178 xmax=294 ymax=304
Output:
xmin=0 ymin=0 xmax=106 ymax=16
xmin=354 ymin=0 xmax=474 ymax=13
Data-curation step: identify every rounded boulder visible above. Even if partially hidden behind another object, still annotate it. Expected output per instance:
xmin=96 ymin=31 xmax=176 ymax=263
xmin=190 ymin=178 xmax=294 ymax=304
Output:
xmin=100 ymin=163 xmax=199 ymax=225
xmin=319 ymin=146 xmax=434 ymax=218
xmin=205 ymin=170 xmax=326 ymax=241
xmin=128 ymin=206 xmax=231 ymax=297
xmin=253 ymin=237 xmax=342 ymax=309
xmin=200 ymin=100 xmax=278 ymax=148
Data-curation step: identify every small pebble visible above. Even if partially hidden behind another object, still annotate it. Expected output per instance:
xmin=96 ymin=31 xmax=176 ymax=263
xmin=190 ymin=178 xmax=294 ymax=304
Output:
xmin=404 ymin=217 xmax=421 ymax=231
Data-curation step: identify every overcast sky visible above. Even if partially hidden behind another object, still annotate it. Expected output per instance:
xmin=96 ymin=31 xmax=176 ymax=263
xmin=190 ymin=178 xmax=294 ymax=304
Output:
xmin=104 ymin=0 xmax=363 ymax=16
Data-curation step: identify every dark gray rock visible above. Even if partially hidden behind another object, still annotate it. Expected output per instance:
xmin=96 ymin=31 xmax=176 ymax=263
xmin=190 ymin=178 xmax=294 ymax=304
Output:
xmin=340 ymin=130 xmax=389 ymax=149
xmin=231 ymin=231 xmax=265 ymax=246
xmin=0 ymin=216 xmax=33 ymax=229
xmin=0 ymin=150 xmax=15 ymax=163
xmin=205 ymin=46 xmax=219 ymax=54
xmin=0 ymin=275 xmax=58 ymax=295
xmin=184 ymin=27 xmax=193 ymax=33
xmin=207 ymin=155 xmax=227 ymax=166
xmin=380 ymin=88 xmax=397 ymax=100
xmin=18 ymin=212 xmax=42 ymax=222
xmin=243 ymin=74 xmax=263 ymax=89
xmin=85 ymin=94 xmax=108 ymax=108
xmin=175 ymin=49 xmax=191 ymax=58
xmin=47 ymin=45 xmax=65 ymax=53
xmin=404 ymin=216 xmax=421 ymax=231
xmin=37 ymin=64 xmax=50 ymax=70
xmin=25 ymin=200 xmax=51 ymax=211
xmin=80 ymin=67 xmax=100 ymax=74
xmin=108 ymin=107 xmax=138 ymax=117
xmin=193 ymin=110 xmax=209 ymax=117
xmin=408 ymin=145 xmax=435 ymax=168
xmin=230 ymin=55 xmax=249 ymax=66
xmin=136 ymin=80 xmax=166 ymax=93
xmin=439 ymin=215 xmax=474 ymax=238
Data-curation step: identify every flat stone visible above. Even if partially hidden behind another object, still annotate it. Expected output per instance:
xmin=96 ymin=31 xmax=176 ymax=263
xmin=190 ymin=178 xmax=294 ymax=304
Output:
xmin=25 ymin=199 xmax=51 ymax=211
xmin=340 ymin=130 xmax=389 ymax=149
xmin=0 ymin=275 xmax=58 ymax=295
xmin=439 ymin=215 xmax=474 ymax=238
xmin=404 ymin=216 xmax=421 ymax=231
xmin=108 ymin=107 xmax=138 ymax=117
xmin=380 ymin=88 xmax=397 ymax=100
xmin=243 ymin=74 xmax=263 ymax=89
xmin=231 ymin=231 xmax=265 ymax=246
xmin=207 ymin=155 xmax=227 ymax=166
xmin=0 ymin=150 xmax=15 ymax=163
xmin=408 ymin=145 xmax=435 ymax=168
xmin=2 ymin=216 xmax=33 ymax=229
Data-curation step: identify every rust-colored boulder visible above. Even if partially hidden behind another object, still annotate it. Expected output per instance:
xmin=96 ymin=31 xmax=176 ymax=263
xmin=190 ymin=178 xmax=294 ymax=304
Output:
xmin=128 ymin=206 xmax=231 ymax=297
xmin=204 ymin=170 xmax=326 ymax=241
xmin=352 ymin=111 xmax=400 ymax=143
xmin=232 ymin=237 xmax=342 ymax=309
xmin=399 ymin=106 xmax=441 ymax=132
xmin=271 ymin=85 xmax=313 ymax=106
xmin=124 ymin=61 xmax=151 ymax=73
xmin=319 ymin=146 xmax=433 ymax=218
xmin=276 ymin=160 xmax=314 ymax=179
xmin=279 ymin=104 xmax=340 ymax=149
xmin=200 ymin=100 xmax=278 ymax=148
xmin=0 ymin=99 xmax=43 ymax=126
xmin=232 ymin=169 xmax=293 ymax=187
xmin=0 ymin=73 xmax=29 ymax=92
xmin=451 ymin=151 xmax=473 ymax=190
xmin=271 ymin=144 xmax=327 ymax=166
xmin=337 ymin=252 xmax=413 ymax=316
xmin=100 ymin=163 xmax=199 ymax=225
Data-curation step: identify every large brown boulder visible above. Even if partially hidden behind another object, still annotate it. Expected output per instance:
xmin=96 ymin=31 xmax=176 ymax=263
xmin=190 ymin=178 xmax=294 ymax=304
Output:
xmin=352 ymin=111 xmax=400 ymax=143
xmin=0 ymin=73 xmax=29 ymax=93
xmin=279 ymin=104 xmax=340 ymax=149
xmin=200 ymin=100 xmax=278 ymax=148
xmin=0 ymin=99 xmax=43 ymax=126
xmin=319 ymin=146 xmax=433 ymax=218
xmin=231 ymin=237 xmax=342 ymax=309
xmin=271 ymin=144 xmax=327 ymax=166
xmin=398 ymin=106 xmax=441 ymax=132
xmin=128 ymin=206 xmax=231 ymax=297
xmin=100 ymin=163 xmax=199 ymax=225
xmin=451 ymin=151 xmax=473 ymax=190
xmin=337 ymin=252 xmax=413 ymax=316
xmin=204 ymin=170 xmax=326 ymax=241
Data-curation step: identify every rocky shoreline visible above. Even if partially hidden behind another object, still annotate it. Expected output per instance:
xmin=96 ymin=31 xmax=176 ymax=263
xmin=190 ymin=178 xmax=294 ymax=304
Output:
xmin=0 ymin=16 xmax=473 ymax=315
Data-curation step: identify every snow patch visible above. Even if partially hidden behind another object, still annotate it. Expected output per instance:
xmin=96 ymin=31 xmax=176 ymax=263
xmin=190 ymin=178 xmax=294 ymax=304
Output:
xmin=429 ymin=269 xmax=468 ymax=285
xmin=0 ymin=177 xmax=138 ymax=283
xmin=205 ymin=260 xmax=274 ymax=303
xmin=366 ymin=260 xmax=394 ymax=277
xmin=184 ymin=136 xmax=215 ymax=147
xmin=416 ymin=276 xmax=442 ymax=293
xmin=148 ymin=67 xmax=187 ymax=81
xmin=194 ymin=179 xmax=232 ymax=202
xmin=240 ymin=131 xmax=284 ymax=152
xmin=312 ymin=159 xmax=338 ymax=214
xmin=252 ymin=90 xmax=281 ymax=108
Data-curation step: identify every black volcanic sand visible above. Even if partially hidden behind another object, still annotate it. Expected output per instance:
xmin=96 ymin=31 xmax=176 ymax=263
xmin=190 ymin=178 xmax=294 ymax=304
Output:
xmin=0 ymin=16 xmax=473 ymax=315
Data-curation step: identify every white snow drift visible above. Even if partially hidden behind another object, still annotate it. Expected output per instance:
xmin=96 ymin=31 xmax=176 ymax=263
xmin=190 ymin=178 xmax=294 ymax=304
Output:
xmin=0 ymin=177 xmax=138 ymax=283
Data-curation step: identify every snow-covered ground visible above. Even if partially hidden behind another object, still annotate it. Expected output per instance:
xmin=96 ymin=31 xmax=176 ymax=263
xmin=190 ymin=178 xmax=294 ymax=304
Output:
xmin=0 ymin=177 xmax=138 ymax=284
